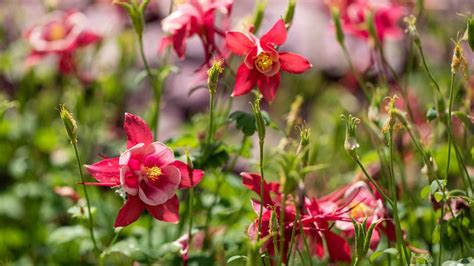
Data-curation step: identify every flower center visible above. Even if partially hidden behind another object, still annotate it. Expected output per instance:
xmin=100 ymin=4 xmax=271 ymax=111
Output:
xmin=350 ymin=202 xmax=373 ymax=219
xmin=49 ymin=23 xmax=67 ymax=41
xmin=143 ymin=166 xmax=162 ymax=181
xmin=255 ymin=53 xmax=274 ymax=72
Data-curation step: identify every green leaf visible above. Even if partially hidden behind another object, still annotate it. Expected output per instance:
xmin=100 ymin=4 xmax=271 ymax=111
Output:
xmin=383 ymin=248 xmax=399 ymax=256
xmin=433 ymin=191 xmax=444 ymax=203
xmin=420 ymin=185 xmax=431 ymax=199
xmin=229 ymin=111 xmax=257 ymax=136
xmin=227 ymin=255 xmax=247 ymax=264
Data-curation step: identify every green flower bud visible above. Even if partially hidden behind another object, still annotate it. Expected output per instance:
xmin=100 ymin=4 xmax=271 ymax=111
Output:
xmin=331 ymin=7 xmax=345 ymax=45
xmin=341 ymin=114 xmax=360 ymax=158
xmin=59 ymin=104 xmax=77 ymax=144
xmin=207 ymin=59 xmax=224 ymax=94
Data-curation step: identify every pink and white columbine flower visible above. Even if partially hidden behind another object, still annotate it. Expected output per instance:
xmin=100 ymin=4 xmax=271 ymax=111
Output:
xmin=24 ymin=10 xmax=101 ymax=74
xmin=330 ymin=0 xmax=405 ymax=43
xmin=85 ymin=113 xmax=204 ymax=227
xmin=159 ymin=0 xmax=233 ymax=66
xmin=225 ymin=19 xmax=312 ymax=102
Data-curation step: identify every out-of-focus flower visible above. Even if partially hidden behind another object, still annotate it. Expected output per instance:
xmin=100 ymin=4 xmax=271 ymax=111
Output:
xmin=54 ymin=186 xmax=80 ymax=202
xmin=328 ymin=0 xmax=405 ymax=44
xmin=332 ymin=181 xmax=396 ymax=250
xmin=159 ymin=0 xmax=233 ymax=67
xmin=85 ymin=113 xmax=204 ymax=227
xmin=226 ymin=19 xmax=312 ymax=102
xmin=173 ymin=231 xmax=206 ymax=266
xmin=24 ymin=10 xmax=101 ymax=75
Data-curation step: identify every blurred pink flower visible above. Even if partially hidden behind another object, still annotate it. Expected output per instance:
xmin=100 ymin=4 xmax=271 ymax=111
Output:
xmin=330 ymin=0 xmax=405 ymax=43
xmin=24 ymin=10 xmax=101 ymax=74
xmin=226 ymin=19 xmax=312 ymax=102
xmin=159 ymin=0 xmax=233 ymax=67
xmin=85 ymin=113 xmax=204 ymax=227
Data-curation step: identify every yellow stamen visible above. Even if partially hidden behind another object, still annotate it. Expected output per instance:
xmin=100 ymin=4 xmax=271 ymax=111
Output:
xmin=49 ymin=23 xmax=67 ymax=41
xmin=350 ymin=202 xmax=374 ymax=219
xmin=255 ymin=53 xmax=274 ymax=72
xmin=143 ymin=166 xmax=162 ymax=181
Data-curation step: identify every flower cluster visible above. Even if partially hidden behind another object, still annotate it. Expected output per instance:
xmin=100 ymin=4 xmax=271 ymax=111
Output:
xmin=242 ymin=173 xmax=396 ymax=263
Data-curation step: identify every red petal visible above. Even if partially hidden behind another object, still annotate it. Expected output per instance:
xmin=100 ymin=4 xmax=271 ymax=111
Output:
xmin=260 ymin=19 xmax=287 ymax=46
xmin=241 ymin=172 xmax=272 ymax=205
xmin=324 ymin=231 xmax=351 ymax=263
xmin=25 ymin=51 xmax=46 ymax=67
xmin=124 ymin=113 xmax=153 ymax=148
xmin=114 ymin=195 xmax=145 ymax=227
xmin=279 ymin=52 xmax=312 ymax=74
xmin=257 ymin=73 xmax=280 ymax=103
xmin=232 ymin=63 xmax=258 ymax=97
xmin=85 ymin=157 xmax=120 ymax=185
xmin=76 ymin=31 xmax=101 ymax=47
xmin=146 ymin=195 xmax=179 ymax=223
xmin=58 ymin=53 xmax=75 ymax=74
xmin=172 ymin=26 xmax=187 ymax=59
xmin=171 ymin=160 xmax=204 ymax=189
xmin=225 ymin=31 xmax=254 ymax=55
xmin=158 ymin=36 xmax=172 ymax=54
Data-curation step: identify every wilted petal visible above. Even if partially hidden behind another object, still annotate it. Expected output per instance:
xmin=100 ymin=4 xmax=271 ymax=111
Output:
xmin=146 ymin=195 xmax=179 ymax=223
xmin=114 ymin=195 xmax=145 ymax=227
xmin=124 ymin=113 xmax=153 ymax=148
xmin=225 ymin=31 xmax=254 ymax=55
xmin=279 ymin=52 xmax=312 ymax=74
xmin=260 ymin=19 xmax=287 ymax=46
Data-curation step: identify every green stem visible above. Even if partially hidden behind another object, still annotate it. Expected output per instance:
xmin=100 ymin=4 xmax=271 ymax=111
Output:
xmin=413 ymin=37 xmax=441 ymax=94
xmin=387 ymin=130 xmax=410 ymax=265
xmin=354 ymin=159 xmax=393 ymax=206
xmin=340 ymin=44 xmax=371 ymax=99
xmin=72 ymin=143 xmax=99 ymax=253
xmin=278 ymin=193 xmax=287 ymax=266
xmin=257 ymin=139 xmax=265 ymax=242
xmin=187 ymin=187 xmax=194 ymax=252
xmin=206 ymin=89 xmax=216 ymax=154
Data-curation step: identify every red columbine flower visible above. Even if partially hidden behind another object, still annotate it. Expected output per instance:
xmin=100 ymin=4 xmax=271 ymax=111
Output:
xmin=225 ymin=19 xmax=312 ymax=102
xmin=330 ymin=0 xmax=404 ymax=43
xmin=159 ymin=0 xmax=233 ymax=66
xmin=24 ymin=11 xmax=101 ymax=75
xmin=85 ymin=113 xmax=204 ymax=227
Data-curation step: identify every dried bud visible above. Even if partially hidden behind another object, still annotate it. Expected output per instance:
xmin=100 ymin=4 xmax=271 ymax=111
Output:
xmin=403 ymin=15 xmax=418 ymax=37
xmin=207 ymin=59 xmax=224 ymax=93
xmin=59 ymin=104 xmax=77 ymax=144
xmin=451 ymin=40 xmax=467 ymax=74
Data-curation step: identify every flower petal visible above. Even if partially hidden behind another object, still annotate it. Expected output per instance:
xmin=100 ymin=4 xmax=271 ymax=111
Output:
xmin=225 ymin=31 xmax=255 ymax=55
xmin=278 ymin=52 xmax=312 ymax=74
xmin=76 ymin=31 xmax=101 ymax=47
xmin=172 ymin=25 xmax=187 ymax=59
xmin=143 ymin=142 xmax=175 ymax=168
xmin=124 ymin=113 xmax=153 ymax=148
xmin=146 ymin=195 xmax=179 ymax=223
xmin=324 ymin=231 xmax=351 ymax=263
xmin=232 ymin=63 xmax=258 ymax=97
xmin=138 ymin=165 xmax=180 ymax=206
xmin=260 ymin=19 xmax=287 ymax=46
xmin=85 ymin=157 xmax=120 ymax=185
xmin=171 ymin=160 xmax=204 ymax=189
xmin=114 ymin=195 xmax=145 ymax=227
xmin=241 ymin=172 xmax=272 ymax=205
xmin=257 ymin=72 xmax=280 ymax=103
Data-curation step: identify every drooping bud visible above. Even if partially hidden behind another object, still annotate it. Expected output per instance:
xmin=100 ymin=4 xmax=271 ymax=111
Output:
xmin=59 ymin=104 xmax=78 ymax=144
xmin=207 ymin=59 xmax=224 ymax=94
xmin=341 ymin=114 xmax=361 ymax=159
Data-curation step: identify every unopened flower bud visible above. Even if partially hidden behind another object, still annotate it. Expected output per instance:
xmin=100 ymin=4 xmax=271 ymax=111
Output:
xmin=252 ymin=98 xmax=266 ymax=142
xmin=252 ymin=0 xmax=267 ymax=34
xmin=207 ymin=59 xmax=224 ymax=93
xmin=403 ymin=15 xmax=418 ymax=37
xmin=451 ymin=40 xmax=467 ymax=74
xmin=331 ymin=7 xmax=345 ymax=45
xmin=284 ymin=0 xmax=296 ymax=28
xmin=426 ymin=107 xmax=438 ymax=122
xmin=59 ymin=104 xmax=77 ymax=144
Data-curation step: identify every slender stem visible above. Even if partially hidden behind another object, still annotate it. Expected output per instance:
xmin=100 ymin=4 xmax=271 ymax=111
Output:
xmin=354 ymin=159 xmax=393 ymax=206
xmin=413 ymin=38 xmax=441 ymax=94
xmin=206 ymin=90 xmax=216 ymax=154
xmin=187 ymin=187 xmax=194 ymax=251
xmin=137 ymin=33 xmax=161 ymax=137
xmin=72 ymin=143 xmax=99 ymax=253
xmin=286 ymin=199 xmax=299 ymax=264
xmin=257 ymin=139 xmax=265 ymax=241
xmin=387 ymin=130 xmax=410 ymax=265
xmin=438 ymin=206 xmax=445 ymax=265
xmin=278 ymin=193 xmax=287 ymax=266
xmin=340 ymin=43 xmax=371 ymax=99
